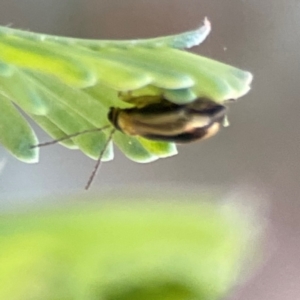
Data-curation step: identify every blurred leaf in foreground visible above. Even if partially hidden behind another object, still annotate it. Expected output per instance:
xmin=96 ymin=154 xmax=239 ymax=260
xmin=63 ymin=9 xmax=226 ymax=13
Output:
xmin=0 ymin=19 xmax=252 ymax=164
xmin=0 ymin=195 xmax=262 ymax=300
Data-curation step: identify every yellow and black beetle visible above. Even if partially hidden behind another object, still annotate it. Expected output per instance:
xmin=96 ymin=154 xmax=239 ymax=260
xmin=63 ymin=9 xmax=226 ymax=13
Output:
xmin=33 ymin=96 xmax=228 ymax=189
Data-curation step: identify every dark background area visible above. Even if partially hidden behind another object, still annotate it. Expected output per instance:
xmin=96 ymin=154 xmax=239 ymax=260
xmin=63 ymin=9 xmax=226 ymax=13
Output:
xmin=0 ymin=1 xmax=300 ymax=299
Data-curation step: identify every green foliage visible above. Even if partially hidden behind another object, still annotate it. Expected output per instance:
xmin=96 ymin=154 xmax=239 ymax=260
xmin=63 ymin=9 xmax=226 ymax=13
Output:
xmin=0 ymin=19 xmax=252 ymax=163
xmin=0 ymin=196 xmax=260 ymax=300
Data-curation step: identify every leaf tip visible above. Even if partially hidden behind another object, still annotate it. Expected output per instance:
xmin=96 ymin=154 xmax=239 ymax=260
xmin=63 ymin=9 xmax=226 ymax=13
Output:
xmin=19 ymin=146 xmax=39 ymax=164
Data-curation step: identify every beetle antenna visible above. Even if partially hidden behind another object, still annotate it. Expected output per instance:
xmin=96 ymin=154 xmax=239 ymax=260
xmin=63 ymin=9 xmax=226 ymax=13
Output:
xmin=30 ymin=125 xmax=111 ymax=148
xmin=85 ymin=128 xmax=116 ymax=190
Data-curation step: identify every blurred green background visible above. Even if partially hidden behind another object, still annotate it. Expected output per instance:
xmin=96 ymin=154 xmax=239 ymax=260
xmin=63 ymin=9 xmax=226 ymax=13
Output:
xmin=0 ymin=0 xmax=300 ymax=299
xmin=0 ymin=194 xmax=261 ymax=300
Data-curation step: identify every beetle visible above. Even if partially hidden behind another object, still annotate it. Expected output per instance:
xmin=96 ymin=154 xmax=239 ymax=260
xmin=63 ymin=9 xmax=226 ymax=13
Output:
xmin=32 ymin=96 xmax=228 ymax=189
xmin=108 ymin=98 xmax=226 ymax=143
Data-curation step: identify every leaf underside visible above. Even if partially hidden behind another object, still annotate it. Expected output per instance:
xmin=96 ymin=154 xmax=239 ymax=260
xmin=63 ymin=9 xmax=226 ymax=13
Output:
xmin=0 ymin=19 xmax=252 ymax=163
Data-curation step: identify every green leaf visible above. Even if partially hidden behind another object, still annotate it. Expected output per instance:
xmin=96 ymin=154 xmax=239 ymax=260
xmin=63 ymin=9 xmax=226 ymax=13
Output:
xmin=0 ymin=94 xmax=38 ymax=163
xmin=0 ymin=61 xmax=14 ymax=77
xmin=0 ymin=34 xmax=96 ymax=88
xmin=29 ymin=115 xmax=77 ymax=149
xmin=138 ymin=137 xmax=178 ymax=158
xmin=113 ymin=131 xmax=158 ymax=163
xmin=0 ymin=196 xmax=261 ymax=300
xmin=0 ymin=68 xmax=48 ymax=115
xmin=0 ymin=20 xmax=252 ymax=164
